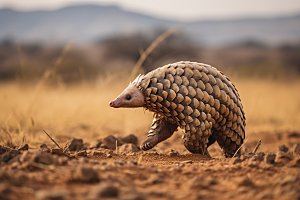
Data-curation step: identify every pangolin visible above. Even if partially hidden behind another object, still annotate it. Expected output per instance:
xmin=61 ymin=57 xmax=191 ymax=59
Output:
xmin=109 ymin=61 xmax=246 ymax=157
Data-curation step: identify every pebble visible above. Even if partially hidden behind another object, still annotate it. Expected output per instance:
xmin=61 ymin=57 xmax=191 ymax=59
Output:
xmin=89 ymin=140 xmax=102 ymax=149
xmin=40 ymin=144 xmax=48 ymax=149
xmin=64 ymin=138 xmax=84 ymax=151
xmin=118 ymin=143 xmax=139 ymax=154
xmin=50 ymin=148 xmax=63 ymax=155
xmin=106 ymin=153 xmax=112 ymax=158
xmin=20 ymin=151 xmax=57 ymax=165
xmin=276 ymin=151 xmax=294 ymax=163
xmin=100 ymin=135 xmax=123 ymax=150
xmin=237 ymin=177 xmax=255 ymax=188
xmin=120 ymin=134 xmax=138 ymax=145
xmin=17 ymin=144 xmax=29 ymax=151
xmin=264 ymin=153 xmax=276 ymax=164
xmin=278 ymin=145 xmax=289 ymax=153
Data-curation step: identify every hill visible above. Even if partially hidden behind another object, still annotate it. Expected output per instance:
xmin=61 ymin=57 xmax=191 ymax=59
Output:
xmin=1 ymin=5 xmax=300 ymax=46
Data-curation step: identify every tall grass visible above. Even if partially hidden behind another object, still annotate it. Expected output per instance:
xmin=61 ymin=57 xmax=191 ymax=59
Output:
xmin=1 ymin=78 xmax=300 ymax=147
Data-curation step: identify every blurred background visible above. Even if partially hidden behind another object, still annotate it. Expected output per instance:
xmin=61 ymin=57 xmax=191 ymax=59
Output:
xmin=1 ymin=0 xmax=300 ymax=149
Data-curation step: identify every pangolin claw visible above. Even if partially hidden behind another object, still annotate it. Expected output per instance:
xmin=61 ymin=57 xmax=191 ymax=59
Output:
xmin=140 ymin=143 xmax=153 ymax=151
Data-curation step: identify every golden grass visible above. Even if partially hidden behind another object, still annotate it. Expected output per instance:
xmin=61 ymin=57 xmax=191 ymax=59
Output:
xmin=1 ymin=78 xmax=300 ymax=147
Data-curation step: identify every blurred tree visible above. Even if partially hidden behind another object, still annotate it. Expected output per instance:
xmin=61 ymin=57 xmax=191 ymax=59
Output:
xmin=279 ymin=43 xmax=300 ymax=74
xmin=99 ymin=28 xmax=201 ymax=72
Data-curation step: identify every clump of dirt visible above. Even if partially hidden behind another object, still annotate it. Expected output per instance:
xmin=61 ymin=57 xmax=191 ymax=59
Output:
xmin=0 ymin=132 xmax=300 ymax=200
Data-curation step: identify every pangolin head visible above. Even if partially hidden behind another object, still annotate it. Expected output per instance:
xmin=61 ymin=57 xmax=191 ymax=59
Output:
xmin=109 ymin=74 xmax=151 ymax=108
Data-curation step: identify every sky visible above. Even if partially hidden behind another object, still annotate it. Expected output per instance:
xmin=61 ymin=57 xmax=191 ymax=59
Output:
xmin=1 ymin=0 xmax=300 ymax=22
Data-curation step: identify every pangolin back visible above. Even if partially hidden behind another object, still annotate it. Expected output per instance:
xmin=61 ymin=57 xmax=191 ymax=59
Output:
xmin=137 ymin=61 xmax=246 ymax=157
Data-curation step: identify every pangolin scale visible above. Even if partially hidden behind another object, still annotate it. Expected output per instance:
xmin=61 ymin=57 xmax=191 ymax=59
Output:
xmin=110 ymin=61 xmax=246 ymax=158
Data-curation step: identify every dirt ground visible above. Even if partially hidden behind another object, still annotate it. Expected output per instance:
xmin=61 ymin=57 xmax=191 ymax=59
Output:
xmin=1 ymin=80 xmax=300 ymax=200
xmin=1 ymin=130 xmax=300 ymax=200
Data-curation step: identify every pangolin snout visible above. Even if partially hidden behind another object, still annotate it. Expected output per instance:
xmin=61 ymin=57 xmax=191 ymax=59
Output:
xmin=109 ymin=100 xmax=119 ymax=108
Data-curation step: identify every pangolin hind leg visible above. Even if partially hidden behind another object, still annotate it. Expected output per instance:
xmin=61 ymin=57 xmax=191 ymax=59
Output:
xmin=140 ymin=114 xmax=178 ymax=151
xmin=182 ymin=126 xmax=212 ymax=158
xmin=214 ymin=130 xmax=243 ymax=158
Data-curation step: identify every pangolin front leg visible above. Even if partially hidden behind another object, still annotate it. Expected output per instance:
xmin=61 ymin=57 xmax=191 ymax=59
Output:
xmin=140 ymin=114 xmax=178 ymax=151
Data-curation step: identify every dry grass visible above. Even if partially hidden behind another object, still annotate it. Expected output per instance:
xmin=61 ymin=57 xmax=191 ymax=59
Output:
xmin=0 ymin=80 xmax=153 ymax=147
xmin=1 ymin=77 xmax=300 ymax=148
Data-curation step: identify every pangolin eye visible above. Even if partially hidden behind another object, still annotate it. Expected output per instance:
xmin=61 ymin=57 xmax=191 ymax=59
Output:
xmin=126 ymin=95 xmax=131 ymax=100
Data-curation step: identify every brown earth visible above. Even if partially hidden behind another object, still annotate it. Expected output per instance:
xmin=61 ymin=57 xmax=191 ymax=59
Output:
xmin=1 ymin=131 xmax=300 ymax=200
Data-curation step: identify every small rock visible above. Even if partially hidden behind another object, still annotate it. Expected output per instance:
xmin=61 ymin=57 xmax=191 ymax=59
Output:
xmin=118 ymin=143 xmax=139 ymax=154
xmin=33 ymin=152 xmax=58 ymax=165
xmin=89 ymin=140 xmax=102 ymax=149
xmin=293 ymin=143 xmax=300 ymax=155
xmin=17 ymin=144 xmax=29 ymax=151
xmin=73 ymin=166 xmax=99 ymax=183
xmin=264 ymin=153 xmax=276 ymax=164
xmin=20 ymin=151 xmax=57 ymax=165
xmin=100 ymin=135 xmax=123 ymax=150
xmin=64 ymin=138 xmax=84 ymax=151
xmin=50 ymin=148 xmax=64 ymax=155
xmin=276 ymin=151 xmax=294 ymax=163
xmin=256 ymin=152 xmax=265 ymax=160
xmin=120 ymin=134 xmax=138 ymax=145
xmin=93 ymin=183 xmax=119 ymax=198
xmin=278 ymin=145 xmax=289 ymax=153
xmin=106 ymin=153 xmax=112 ymax=158
xmin=40 ymin=144 xmax=48 ymax=149
xmin=183 ymin=170 xmax=192 ymax=175
xmin=237 ymin=177 xmax=255 ymax=188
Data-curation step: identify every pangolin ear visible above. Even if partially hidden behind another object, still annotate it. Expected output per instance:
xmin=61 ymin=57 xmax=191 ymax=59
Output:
xmin=132 ymin=74 xmax=142 ymax=84
xmin=139 ymin=74 xmax=151 ymax=90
